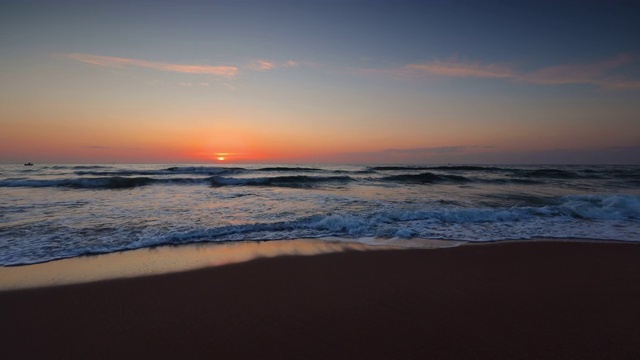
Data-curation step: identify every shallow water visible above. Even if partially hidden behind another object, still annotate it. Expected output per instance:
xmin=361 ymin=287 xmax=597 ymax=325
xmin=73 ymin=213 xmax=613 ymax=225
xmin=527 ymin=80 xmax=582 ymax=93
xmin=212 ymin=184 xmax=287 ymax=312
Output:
xmin=0 ymin=239 xmax=398 ymax=290
xmin=1 ymin=164 xmax=639 ymax=265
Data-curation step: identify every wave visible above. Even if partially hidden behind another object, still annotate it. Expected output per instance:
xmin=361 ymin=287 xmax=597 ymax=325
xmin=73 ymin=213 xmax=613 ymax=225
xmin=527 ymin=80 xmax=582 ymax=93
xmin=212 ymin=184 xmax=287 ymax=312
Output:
xmin=2 ymin=194 xmax=638 ymax=266
xmin=336 ymin=169 xmax=376 ymax=174
xmin=72 ymin=165 xmax=111 ymax=169
xmin=75 ymin=170 xmax=171 ymax=176
xmin=370 ymin=166 xmax=432 ymax=171
xmin=428 ymin=165 xmax=507 ymax=171
xmin=610 ymin=169 xmax=640 ymax=178
xmin=371 ymin=166 xmax=580 ymax=181
xmin=76 ymin=166 xmax=244 ymax=177
xmin=210 ymin=175 xmax=354 ymax=188
xmin=256 ymin=167 xmax=375 ymax=175
xmin=511 ymin=167 xmax=640 ymax=180
xmin=371 ymin=165 xmax=508 ymax=171
xmin=0 ymin=175 xmax=353 ymax=189
xmin=371 ymin=165 xmax=640 ymax=181
xmin=0 ymin=172 xmax=543 ymax=189
xmin=381 ymin=172 xmax=471 ymax=184
xmin=165 ymin=166 xmax=246 ymax=174
xmin=553 ymin=194 xmax=640 ymax=221
xmin=513 ymin=169 xmax=580 ymax=178
xmin=49 ymin=165 xmax=112 ymax=170
xmin=4 ymin=165 xmax=640 ymax=190
xmin=171 ymin=194 xmax=638 ymax=239
xmin=483 ymin=178 xmax=543 ymax=185
xmin=0 ymin=176 xmax=209 ymax=189
xmin=256 ymin=167 xmax=323 ymax=172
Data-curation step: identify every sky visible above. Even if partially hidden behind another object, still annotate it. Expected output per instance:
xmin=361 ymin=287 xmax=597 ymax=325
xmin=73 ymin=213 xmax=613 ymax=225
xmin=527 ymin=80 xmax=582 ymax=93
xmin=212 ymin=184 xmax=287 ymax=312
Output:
xmin=1 ymin=0 xmax=639 ymax=164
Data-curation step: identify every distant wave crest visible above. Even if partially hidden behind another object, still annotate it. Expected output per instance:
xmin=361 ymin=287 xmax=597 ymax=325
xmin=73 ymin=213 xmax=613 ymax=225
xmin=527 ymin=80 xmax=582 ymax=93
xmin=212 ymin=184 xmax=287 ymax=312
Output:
xmin=256 ymin=167 xmax=323 ymax=172
xmin=381 ymin=172 xmax=471 ymax=183
xmin=0 ymin=176 xmax=208 ymax=189
xmin=210 ymin=175 xmax=354 ymax=187
xmin=2 ymin=165 xmax=639 ymax=190
xmin=76 ymin=166 xmax=244 ymax=176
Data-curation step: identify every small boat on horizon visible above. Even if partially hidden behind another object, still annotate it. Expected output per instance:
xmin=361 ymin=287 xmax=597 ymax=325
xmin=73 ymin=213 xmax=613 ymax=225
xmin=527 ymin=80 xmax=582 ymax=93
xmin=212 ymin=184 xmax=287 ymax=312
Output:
xmin=24 ymin=162 xmax=34 ymax=166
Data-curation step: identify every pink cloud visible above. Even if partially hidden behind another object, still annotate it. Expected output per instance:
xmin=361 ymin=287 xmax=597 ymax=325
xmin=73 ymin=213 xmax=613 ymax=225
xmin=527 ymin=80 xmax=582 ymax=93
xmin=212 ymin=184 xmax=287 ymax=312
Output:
xmin=396 ymin=55 xmax=639 ymax=90
xmin=598 ymin=79 xmax=640 ymax=90
xmin=518 ymin=54 xmax=635 ymax=86
xmin=404 ymin=59 xmax=515 ymax=78
xmin=247 ymin=60 xmax=276 ymax=71
xmin=246 ymin=59 xmax=300 ymax=71
xmin=64 ymin=53 xmax=238 ymax=78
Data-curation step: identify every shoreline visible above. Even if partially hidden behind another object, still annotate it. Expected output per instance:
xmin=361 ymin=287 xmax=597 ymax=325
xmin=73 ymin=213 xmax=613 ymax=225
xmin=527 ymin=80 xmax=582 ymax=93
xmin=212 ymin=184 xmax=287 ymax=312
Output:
xmin=0 ymin=237 xmax=463 ymax=291
xmin=0 ymin=237 xmax=633 ymax=291
xmin=1 ymin=240 xmax=639 ymax=359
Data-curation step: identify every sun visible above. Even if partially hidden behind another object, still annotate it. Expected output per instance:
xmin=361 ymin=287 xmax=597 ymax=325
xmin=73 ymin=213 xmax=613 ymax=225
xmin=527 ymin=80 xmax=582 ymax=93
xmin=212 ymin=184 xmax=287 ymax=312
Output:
xmin=215 ymin=152 xmax=230 ymax=161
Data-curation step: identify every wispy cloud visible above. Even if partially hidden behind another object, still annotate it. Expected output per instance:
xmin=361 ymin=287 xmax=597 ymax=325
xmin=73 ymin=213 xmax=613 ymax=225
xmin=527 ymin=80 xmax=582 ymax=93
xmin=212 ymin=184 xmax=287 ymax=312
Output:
xmin=65 ymin=53 xmax=304 ymax=78
xmin=598 ymin=79 xmax=640 ymax=90
xmin=518 ymin=54 xmax=637 ymax=87
xmin=246 ymin=59 xmax=300 ymax=71
xmin=64 ymin=53 xmax=238 ymax=78
xmin=247 ymin=59 xmax=275 ymax=71
xmin=404 ymin=59 xmax=515 ymax=79
xmin=388 ymin=55 xmax=640 ymax=90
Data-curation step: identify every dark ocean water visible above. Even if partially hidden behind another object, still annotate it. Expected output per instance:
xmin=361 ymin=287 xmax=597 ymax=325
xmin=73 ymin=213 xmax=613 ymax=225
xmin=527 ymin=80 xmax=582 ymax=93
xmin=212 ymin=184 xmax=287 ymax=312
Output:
xmin=1 ymin=164 xmax=639 ymax=265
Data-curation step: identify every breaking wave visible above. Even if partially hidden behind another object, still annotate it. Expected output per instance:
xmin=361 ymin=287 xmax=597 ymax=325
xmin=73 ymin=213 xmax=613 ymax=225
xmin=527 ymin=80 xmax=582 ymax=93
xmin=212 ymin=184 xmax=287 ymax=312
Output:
xmin=2 ymin=194 xmax=638 ymax=266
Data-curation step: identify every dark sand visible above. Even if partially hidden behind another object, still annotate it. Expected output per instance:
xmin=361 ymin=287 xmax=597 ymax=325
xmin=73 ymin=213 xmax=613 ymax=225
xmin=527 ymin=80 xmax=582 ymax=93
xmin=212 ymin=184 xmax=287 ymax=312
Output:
xmin=2 ymin=241 xmax=640 ymax=359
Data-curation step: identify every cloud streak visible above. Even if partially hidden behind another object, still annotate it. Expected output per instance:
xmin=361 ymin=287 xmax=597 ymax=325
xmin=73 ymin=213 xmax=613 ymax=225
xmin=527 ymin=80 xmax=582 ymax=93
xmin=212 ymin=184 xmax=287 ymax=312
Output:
xmin=64 ymin=52 xmax=639 ymax=90
xmin=65 ymin=53 xmax=238 ymax=78
xmin=398 ymin=55 xmax=640 ymax=90
xmin=404 ymin=59 xmax=515 ymax=79
xmin=247 ymin=60 xmax=276 ymax=71
xmin=518 ymin=54 xmax=636 ymax=87
xmin=246 ymin=59 xmax=299 ymax=71
xmin=65 ymin=53 xmax=302 ymax=78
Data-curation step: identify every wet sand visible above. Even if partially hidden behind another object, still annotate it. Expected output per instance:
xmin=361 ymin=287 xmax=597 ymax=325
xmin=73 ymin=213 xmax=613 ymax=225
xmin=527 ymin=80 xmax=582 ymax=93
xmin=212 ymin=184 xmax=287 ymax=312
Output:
xmin=1 ymin=240 xmax=639 ymax=359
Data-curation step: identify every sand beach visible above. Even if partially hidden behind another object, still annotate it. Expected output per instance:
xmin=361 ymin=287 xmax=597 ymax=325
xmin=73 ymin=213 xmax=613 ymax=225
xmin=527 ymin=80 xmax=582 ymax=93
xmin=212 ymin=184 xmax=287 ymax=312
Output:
xmin=2 ymin=240 xmax=639 ymax=359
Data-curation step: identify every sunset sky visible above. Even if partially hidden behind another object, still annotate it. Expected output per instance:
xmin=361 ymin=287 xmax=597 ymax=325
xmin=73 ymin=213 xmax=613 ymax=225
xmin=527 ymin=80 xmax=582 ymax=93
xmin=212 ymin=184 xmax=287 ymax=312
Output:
xmin=1 ymin=0 xmax=639 ymax=164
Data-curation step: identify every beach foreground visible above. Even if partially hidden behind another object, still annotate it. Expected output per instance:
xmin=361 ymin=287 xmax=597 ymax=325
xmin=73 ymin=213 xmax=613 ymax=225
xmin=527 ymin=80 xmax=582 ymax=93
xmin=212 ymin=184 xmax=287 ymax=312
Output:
xmin=1 ymin=241 xmax=639 ymax=359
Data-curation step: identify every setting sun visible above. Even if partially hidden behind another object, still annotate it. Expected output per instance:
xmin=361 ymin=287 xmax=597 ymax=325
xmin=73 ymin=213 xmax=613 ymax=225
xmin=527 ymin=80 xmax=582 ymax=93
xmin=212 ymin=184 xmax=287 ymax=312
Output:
xmin=217 ymin=156 xmax=225 ymax=161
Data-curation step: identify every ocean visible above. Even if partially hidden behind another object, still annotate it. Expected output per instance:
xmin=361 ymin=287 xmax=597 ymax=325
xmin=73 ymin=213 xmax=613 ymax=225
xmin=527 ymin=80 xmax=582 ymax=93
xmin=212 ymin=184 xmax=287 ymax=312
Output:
xmin=1 ymin=164 xmax=639 ymax=266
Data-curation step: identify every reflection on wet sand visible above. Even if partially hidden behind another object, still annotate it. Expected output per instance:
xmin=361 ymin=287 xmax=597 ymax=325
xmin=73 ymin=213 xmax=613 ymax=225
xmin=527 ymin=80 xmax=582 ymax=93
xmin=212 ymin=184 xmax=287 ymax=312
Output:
xmin=0 ymin=239 xmax=395 ymax=290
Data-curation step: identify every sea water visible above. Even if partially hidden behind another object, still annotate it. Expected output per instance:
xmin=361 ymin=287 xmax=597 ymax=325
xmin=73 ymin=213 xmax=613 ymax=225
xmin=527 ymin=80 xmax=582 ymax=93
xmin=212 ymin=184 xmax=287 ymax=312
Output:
xmin=1 ymin=164 xmax=639 ymax=265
